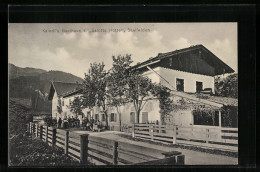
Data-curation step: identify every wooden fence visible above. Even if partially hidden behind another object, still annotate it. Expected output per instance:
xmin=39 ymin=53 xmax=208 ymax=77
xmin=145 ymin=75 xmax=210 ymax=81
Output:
xmin=28 ymin=122 xmax=185 ymax=165
xmin=132 ymin=124 xmax=238 ymax=152
xmin=176 ymin=126 xmax=238 ymax=151
xmin=133 ymin=124 xmax=177 ymax=144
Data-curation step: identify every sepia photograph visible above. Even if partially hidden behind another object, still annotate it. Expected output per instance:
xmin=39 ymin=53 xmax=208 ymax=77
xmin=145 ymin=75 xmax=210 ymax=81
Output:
xmin=8 ymin=23 xmax=238 ymax=166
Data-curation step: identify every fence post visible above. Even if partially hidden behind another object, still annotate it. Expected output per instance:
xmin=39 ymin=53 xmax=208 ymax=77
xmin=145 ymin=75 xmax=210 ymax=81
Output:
xmin=162 ymin=151 xmax=183 ymax=165
xmin=35 ymin=124 xmax=37 ymax=137
xmin=36 ymin=124 xmax=38 ymax=137
xmin=176 ymin=155 xmax=185 ymax=165
xmin=113 ymin=141 xmax=118 ymax=165
xmin=150 ymin=125 xmax=154 ymax=141
xmin=173 ymin=126 xmax=177 ymax=144
xmin=132 ymin=124 xmax=135 ymax=138
xmin=27 ymin=123 xmax=29 ymax=132
xmin=40 ymin=125 xmax=43 ymax=139
xmin=31 ymin=122 xmax=33 ymax=134
xmin=206 ymin=128 xmax=209 ymax=144
xmin=32 ymin=123 xmax=35 ymax=137
xmin=45 ymin=126 xmax=48 ymax=143
xmin=80 ymin=134 xmax=89 ymax=165
xmin=64 ymin=131 xmax=69 ymax=155
xmin=29 ymin=122 xmax=32 ymax=134
xmin=52 ymin=128 xmax=56 ymax=148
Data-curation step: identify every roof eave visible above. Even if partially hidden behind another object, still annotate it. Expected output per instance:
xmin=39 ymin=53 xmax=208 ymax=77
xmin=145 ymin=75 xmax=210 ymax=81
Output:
xmin=62 ymin=89 xmax=83 ymax=98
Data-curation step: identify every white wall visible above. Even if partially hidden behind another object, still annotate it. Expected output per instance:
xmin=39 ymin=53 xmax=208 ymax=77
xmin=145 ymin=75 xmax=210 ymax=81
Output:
xmin=52 ymin=92 xmax=59 ymax=119
xmin=143 ymin=67 xmax=215 ymax=94
xmin=51 ymin=91 xmax=194 ymax=127
xmin=119 ymin=99 xmax=161 ymax=125
xmin=61 ymin=94 xmax=86 ymax=124
xmin=168 ymin=110 xmax=193 ymax=127
xmin=142 ymin=67 xmax=160 ymax=83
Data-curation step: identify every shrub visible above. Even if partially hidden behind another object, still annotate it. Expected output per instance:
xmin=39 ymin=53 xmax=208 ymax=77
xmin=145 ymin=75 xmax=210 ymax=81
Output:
xmin=43 ymin=117 xmax=57 ymax=127
xmin=9 ymin=135 xmax=80 ymax=166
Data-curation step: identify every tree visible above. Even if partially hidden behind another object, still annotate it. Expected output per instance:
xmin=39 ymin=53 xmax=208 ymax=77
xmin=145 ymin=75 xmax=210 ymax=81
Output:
xmin=215 ymin=73 xmax=238 ymax=98
xmin=69 ymin=96 xmax=83 ymax=119
xmin=151 ymin=84 xmax=174 ymax=125
xmin=106 ymin=55 xmax=133 ymax=130
xmin=125 ymin=73 xmax=175 ymax=124
xmin=57 ymin=97 xmax=62 ymax=115
xmin=125 ymin=73 xmax=155 ymax=123
xmin=81 ymin=62 xmax=108 ymax=127
xmin=106 ymin=55 xmax=175 ymax=124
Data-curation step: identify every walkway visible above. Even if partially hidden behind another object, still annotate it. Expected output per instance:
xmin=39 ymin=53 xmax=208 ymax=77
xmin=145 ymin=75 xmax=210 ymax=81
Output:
xmin=71 ymin=130 xmax=238 ymax=165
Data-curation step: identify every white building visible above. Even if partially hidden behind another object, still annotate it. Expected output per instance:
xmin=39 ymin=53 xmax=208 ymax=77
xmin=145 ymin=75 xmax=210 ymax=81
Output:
xmin=48 ymin=45 xmax=237 ymax=129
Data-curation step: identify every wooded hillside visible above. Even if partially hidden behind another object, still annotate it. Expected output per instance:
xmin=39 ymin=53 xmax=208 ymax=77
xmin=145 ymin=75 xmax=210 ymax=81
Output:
xmin=9 ymin=63 xmax=84 ymax=113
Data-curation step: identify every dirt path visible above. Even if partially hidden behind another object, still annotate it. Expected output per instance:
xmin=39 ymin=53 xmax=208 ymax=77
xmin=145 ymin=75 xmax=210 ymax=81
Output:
xmin=71 ymin=130 xmax=238 ymax=165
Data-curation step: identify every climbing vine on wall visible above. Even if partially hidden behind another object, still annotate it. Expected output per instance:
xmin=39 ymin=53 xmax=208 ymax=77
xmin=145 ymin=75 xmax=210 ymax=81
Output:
xmin=153 ymin=85 xmax=174 ymax=125
xmin=221 ymin=105 xmax=238 ymax=128
xmin=57 ymin=97 xmax=62 ymax=114
xmin=192 ymin=107 xmax=218 ymax=126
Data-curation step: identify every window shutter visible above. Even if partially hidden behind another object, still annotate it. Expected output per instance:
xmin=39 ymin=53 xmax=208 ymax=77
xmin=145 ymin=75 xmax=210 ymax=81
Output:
xmin=115 ymin=113 xmax=117 ymax=122
xmin=109 ymin=114 xmax=111 ymax=122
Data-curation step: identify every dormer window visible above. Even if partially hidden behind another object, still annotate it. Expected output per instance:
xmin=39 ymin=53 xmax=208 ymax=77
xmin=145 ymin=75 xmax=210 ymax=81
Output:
xmin=169 ymin=58 xmax=172 ymax=67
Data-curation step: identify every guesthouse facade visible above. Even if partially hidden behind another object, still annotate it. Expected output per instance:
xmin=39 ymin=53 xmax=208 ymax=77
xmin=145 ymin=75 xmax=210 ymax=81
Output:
xmin=48 ymin=45 xmax=237 ymax=130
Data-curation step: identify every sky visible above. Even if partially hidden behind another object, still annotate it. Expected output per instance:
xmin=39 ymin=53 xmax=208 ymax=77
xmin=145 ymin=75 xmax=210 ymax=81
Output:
xmin=8 ymin=23 xmax=237 ymax=78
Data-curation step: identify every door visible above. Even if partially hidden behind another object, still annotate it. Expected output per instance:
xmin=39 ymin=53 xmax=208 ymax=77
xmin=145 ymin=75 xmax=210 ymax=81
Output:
xmin=130 ymin=112 xmax=135 ymax=123
xmin=142 ymin=112 xmax=148 ymax=123
xmin=87 ymin=111 xmax=91 ymax=120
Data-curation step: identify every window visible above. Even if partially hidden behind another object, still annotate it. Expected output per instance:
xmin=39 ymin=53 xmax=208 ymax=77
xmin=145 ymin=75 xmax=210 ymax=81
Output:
xmin=110 ymin=113 xmax=116 ymax=122
xmin=176 ymin=78 xmax=184 ymax=92
xmin=169 ymin=58 xmax=172 ymax=67
xmin=142 ymin=112 xmax=148 ymax=123
xmin=95 ymin=114 xmax=99 ymax=121
xmin=130 ymin=112 xmax=135 ymax=123
xmin=101 ymin=114 xmax=105 ymax=121
xmin=62 ymin=100 xmax=64 ymax=106
xmin=196 ymin=81 xmax=203 ymax=93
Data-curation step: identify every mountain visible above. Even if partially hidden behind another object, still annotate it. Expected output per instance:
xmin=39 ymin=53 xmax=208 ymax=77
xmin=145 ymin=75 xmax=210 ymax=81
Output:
xmin=9 ymin=63 xmax=84 ymax=114
xmin=9 ymin=63 xmax=47 ymax=79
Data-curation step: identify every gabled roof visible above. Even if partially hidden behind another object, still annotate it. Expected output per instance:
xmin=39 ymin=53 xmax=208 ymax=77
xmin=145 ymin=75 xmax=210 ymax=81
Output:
xmin=131 ymin=44 xmax=234 ymax=76
xmin=48 ymin=81 xmax=82 ymax=100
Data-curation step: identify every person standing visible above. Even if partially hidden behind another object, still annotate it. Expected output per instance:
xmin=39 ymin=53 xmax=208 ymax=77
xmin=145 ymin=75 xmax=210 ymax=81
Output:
xmin=58 ymin=117 xmax=62 ymax=128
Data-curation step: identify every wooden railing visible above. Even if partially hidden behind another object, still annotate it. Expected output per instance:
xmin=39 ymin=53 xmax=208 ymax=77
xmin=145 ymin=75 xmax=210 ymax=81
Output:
xmin=132 ymin=123 xmax=238 ymax=152
xmin=28 ymin=122 xmax=185 ymax=165
xmin=176 ymin=125 xmax=238 ymax=151
xmin=133 ymin=124 xmax=177 ymax=144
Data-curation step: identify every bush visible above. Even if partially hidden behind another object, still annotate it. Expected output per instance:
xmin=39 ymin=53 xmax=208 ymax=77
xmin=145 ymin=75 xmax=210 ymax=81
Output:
xmin=9 ymin=135 xmax=80 ymax=166
xmin=9 ymin=100 xmax=33 ymax=136
xmin=43 ymin=116 xmax=57 ymax=127
xmin=221 ymin=106 xmax=238 ymax=128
